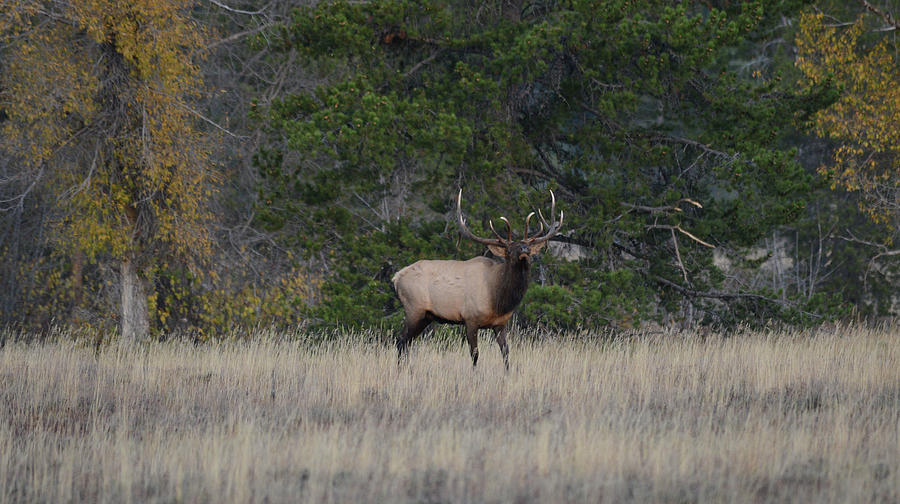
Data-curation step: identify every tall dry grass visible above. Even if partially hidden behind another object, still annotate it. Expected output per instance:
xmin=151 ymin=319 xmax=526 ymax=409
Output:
xmin=1 ymin=324 xmax=898 ymax=503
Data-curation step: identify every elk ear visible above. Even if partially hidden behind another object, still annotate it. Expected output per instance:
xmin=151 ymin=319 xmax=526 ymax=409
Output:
xmin=488 ymin=244 xmax=507 ymax=258
xmin=529 ymin=241 xmax=548 ymax=255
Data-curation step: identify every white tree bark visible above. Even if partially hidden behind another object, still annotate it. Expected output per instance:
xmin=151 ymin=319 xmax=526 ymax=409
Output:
xmin=120 ymin=256 xmax=149 ymax=343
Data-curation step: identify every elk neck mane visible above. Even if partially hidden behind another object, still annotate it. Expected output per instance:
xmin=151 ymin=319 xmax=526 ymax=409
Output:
xmin=493 ymin=257 xmax=530 ymax=316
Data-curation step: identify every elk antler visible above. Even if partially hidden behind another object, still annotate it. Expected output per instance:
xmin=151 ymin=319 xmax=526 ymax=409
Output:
xmin=527 ymin=189 xmax=564 ymax=245
xmin=488 ymin=218 xmax=513 ymax=242
xmin=457 ymin=189 xmax=506 ymax=246
xmin=523 ymin=212 xmax=535 ymax=240
xmin=499 ymin=217 xmax=512 ymax=242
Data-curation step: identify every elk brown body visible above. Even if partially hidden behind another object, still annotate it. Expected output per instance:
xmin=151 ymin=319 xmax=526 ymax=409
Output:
xmin=392 ymin=190 xmax=563 ymax=369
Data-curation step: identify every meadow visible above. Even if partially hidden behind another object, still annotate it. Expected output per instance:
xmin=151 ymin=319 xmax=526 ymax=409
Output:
xmin=1 ymin=324 xmax=898 ymax=503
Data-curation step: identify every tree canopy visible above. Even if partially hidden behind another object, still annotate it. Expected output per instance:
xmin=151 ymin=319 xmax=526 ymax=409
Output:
xmin=0 ymin=0 xmax=896 ymax=336
xmin=1 ymin=0 xmax=214 ymax=340
xmin=255 ymin=0 xmax=841 ymax=328
xmin=797 ymin=1 xmax=899 ymax=229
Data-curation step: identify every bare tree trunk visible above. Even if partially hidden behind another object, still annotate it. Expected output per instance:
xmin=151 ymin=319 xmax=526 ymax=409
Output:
xmin=72 ymin=249 xmax=84 ymax=306
xmin=120 ymin=255 xmax=149 ymax=343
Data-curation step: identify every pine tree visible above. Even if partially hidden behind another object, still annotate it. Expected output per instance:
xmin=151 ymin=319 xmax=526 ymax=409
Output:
xmin=255 ymin=1 xmax=840 ymax=328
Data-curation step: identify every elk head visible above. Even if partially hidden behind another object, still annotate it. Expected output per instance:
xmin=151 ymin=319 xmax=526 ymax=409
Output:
xmin=455 ymin=188 xmax=564 ymax=266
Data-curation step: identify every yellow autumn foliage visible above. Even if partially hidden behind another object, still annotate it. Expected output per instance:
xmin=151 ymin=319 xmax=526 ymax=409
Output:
xmin=1 ymin=0 xmax=217 ymax=332
xmin=2 ymin=0 xmax=213 ymax=259
xmin=197 ymin=268 xmax=323 ymax=337
xmin=796 ymin=11 xmax=900 ymax=224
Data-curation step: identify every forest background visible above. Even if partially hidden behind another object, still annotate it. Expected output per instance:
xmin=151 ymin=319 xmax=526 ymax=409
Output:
xmin=0 ymin=0 xmax=897 ymax=342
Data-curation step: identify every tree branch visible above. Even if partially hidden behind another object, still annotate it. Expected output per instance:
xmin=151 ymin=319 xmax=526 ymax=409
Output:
xmin=532 ymin=144 xmax=564 ymax=180
xmin=655 ymin=134 xmax=736 ymax=159
xmin=177 ymin=101 xmax=249 ymax=139
xmin=401 ymin=48 xmax=444 ymax=80
xmin=647 ymin=224 xmax=716 ymax=248
xmin=671 ymin=228 xmax=689 ymax=284
xmin=206 ymin=24 xmax=273 ymax=50
xmin=141 ymin=83 xmax=248 ymax=139
xmin=839 ymin=229 xmax=900 ymax=287
xmin=208 ymin=0 xmax=266 ymax=16
xmin=858 ymin=0 xmax=900 ymax=30
xmin=840 ymin=229 xmax=900 ymax=257
xmin=0 ymin=167 xmax=43 ymax=212
xmin=651 ymin=274 xmax=823 ymax=319
xmin=622 ymin=199 xmax=703 ymax=214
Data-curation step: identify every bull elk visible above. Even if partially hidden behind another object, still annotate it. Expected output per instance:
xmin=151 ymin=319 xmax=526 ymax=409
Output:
xmin=392 ymin=189 xmax=563 ymax=369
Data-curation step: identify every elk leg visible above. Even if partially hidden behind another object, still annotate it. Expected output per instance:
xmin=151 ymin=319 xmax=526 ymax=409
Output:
xmin=465 ymin=322 xmax=479 ymax=367
xmin=396 ymin=326 xmax=408 ymax=363
xmin=492 ymin=325 xmax=509 ymax=371
xmin=397 ymin=316 xmax=430 ymax=362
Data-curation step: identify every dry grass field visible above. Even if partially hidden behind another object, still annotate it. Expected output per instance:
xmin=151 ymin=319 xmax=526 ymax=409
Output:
xmin=1 ymin=324 xmax=899 ymax=503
